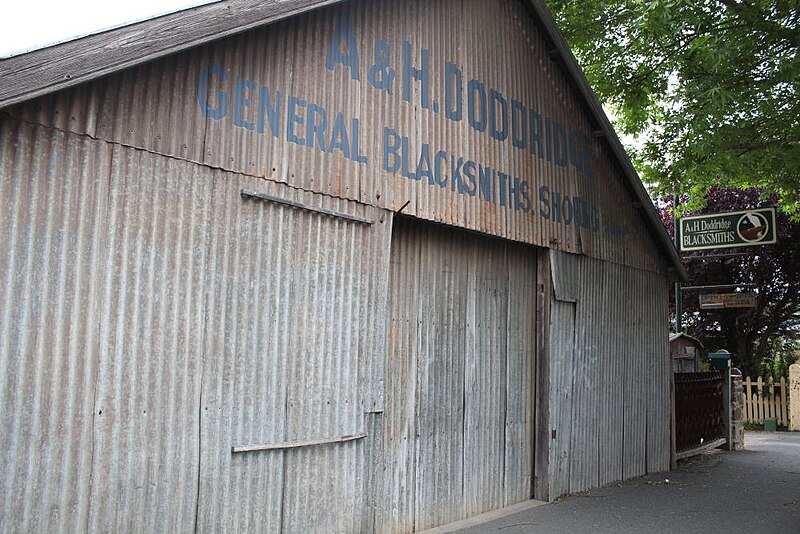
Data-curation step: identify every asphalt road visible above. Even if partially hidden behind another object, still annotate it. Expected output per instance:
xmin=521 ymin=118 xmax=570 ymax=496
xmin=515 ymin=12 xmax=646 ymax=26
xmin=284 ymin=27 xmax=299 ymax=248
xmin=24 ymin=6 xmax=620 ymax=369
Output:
xmin=458 ymin=432 xmax=800 ymax=534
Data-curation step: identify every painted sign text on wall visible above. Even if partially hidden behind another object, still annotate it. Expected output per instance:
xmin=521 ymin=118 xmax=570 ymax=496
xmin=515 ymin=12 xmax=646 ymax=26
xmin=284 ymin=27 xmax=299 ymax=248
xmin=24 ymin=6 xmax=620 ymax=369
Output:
xmin=196 ymin=11 xmax=624 ymax=235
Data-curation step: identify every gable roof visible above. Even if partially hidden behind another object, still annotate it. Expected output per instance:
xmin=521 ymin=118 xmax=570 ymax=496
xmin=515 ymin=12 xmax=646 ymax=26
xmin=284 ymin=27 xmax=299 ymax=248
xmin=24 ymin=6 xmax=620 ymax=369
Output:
xmin=0 ymin=0 xmax=685 ymax=280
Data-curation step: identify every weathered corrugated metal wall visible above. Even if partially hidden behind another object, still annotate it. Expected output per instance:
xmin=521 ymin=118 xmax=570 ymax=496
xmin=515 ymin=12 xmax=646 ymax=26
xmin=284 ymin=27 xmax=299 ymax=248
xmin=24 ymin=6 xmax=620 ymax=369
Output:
xmin=7 ymin=0 xmax=669 ymax=275
xmin=196 ymin=169 xmax=390 ymax=533
xmin=384 ymin=218 xmax=536 ymax=532
xmin=545 ymin=250 xmax=671 ymax=500
xmin=0 ymin=119 xmax=209 ymax=531
xmin=0 ymin=120 xmax=111 ymax=533
xmin=0 ymin=0 xmax=677 ymax=530
xmin=0 ymin=117 xmax=392 ymax=531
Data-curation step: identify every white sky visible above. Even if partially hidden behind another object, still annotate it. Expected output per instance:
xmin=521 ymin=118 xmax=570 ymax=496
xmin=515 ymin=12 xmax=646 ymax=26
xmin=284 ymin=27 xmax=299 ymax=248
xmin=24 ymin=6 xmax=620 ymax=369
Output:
xmin=1 ymin=0 xmax=217 ymax=58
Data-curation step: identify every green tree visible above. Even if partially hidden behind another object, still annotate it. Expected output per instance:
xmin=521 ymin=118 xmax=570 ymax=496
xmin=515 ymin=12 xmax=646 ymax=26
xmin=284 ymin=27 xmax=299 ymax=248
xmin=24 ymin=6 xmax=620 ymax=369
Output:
xmin=547 ymin=0 xmax=800 ymax=216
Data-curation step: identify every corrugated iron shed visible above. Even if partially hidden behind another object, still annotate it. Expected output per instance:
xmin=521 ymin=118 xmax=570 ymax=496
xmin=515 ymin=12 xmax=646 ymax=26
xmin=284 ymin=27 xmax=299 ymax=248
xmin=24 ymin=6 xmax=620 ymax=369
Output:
xmin=1 ymin=1 xmax=680 ymax=532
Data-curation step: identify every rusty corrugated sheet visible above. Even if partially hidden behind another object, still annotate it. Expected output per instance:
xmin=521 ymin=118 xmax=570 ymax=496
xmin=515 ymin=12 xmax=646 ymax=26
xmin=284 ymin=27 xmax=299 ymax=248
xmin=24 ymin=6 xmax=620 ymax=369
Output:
xmin=0 ymin=121 xmax=208 ymax=531
xmin=7 ymin=0 xmax=668 ymax=275
xmin=196 ymin=170 xmax=390 ymax=533
xmin=546 ymin=250 xmax=670 ymax=499
xmin=87 ymin=142 xmax=209 ymax=532
xmin=0 ymin=120 xmax=111 ymax=533
xmin=384 ymin=218 xmax=536 ymax=532
xmin=0 ymin=117 xmax=393 ymax=531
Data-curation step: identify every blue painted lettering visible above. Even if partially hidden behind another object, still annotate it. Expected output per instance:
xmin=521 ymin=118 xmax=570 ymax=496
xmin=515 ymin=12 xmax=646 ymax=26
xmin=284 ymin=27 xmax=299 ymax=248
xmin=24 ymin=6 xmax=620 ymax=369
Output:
xmin=329 ymin=112 xmax=351 ymax=159
xmin=434 ymin=150 xmax=449 ymax=188
xmin=368 ymin=40 xmax=395 ymax=94
xmin=498 ymin=172 xmax=508 ymax=207
xmin=550 ymin=190 xmax=561 ymax=222
xmin=402 ymin=40 xmax=430 ymax=108
xmin=257 ymin=86 xmax=281 ymax=137
xmin=416 ymin=143 xmax=435 ymax=185
xmin=478 ymin=165 xmax=494 ymax=203
xmin=287 ymin=96 xmax=306 ymax=146
xmin=383 ymin=127 xmax=401 ymax=173
xmin=511 ymin=100 xmax=527 ymax=150
xmin=489 ymin=90 xmax=508 ymax=141
xmin=401 ymin=135 xmax=417 ymax=180
xmin=539 ymin=186 xmax=550 ymax=220
xmin=468 ymin=79 xmax=487 ymax=132
xmin=233 ymin=78 xmax=256 ymax=130
xmin=326 ymin=12 xmax=361 ymax=80
xmin=519 ymin=181 xmax=531 ymax=214
xmin=305 ymin=104 xmax=328 ymax=151
xmin=350 ymin=119 xmax=368 ymax=164
xmin=529 ymin=110 xmax=543 ymax=159
xmin=508 ymin=175 xmax=521 ymax=210
xmin=444 ymin=62 xmax=463 ymax=121
xmin=561 ymin=195 xmax=573 ymax=225
xmin=197 ymin=64 xmax=228 ymax=120
xmin=463 ymin=161 xmax=477 ymax=196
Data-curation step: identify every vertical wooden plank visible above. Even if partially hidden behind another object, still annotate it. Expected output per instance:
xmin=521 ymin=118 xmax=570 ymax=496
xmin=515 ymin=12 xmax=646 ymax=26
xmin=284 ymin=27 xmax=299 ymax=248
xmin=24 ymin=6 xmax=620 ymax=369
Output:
xmin=789 ymin=365 xmax=800 ymax=431
xmin=744 ymin=378 xmax=751 ymax=423
xmin=764 ymin=383 xmax=775 ymax=419
xmin=780 ymin=377 xmax=787 ymax=426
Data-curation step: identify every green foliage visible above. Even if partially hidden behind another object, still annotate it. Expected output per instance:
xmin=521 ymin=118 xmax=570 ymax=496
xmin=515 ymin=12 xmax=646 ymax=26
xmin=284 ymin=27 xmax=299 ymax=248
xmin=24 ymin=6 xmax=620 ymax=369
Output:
xmin=547 ymin=0 xmax=800 ymax=216
xmin=760 ymin=337 xmax=799 ymax=381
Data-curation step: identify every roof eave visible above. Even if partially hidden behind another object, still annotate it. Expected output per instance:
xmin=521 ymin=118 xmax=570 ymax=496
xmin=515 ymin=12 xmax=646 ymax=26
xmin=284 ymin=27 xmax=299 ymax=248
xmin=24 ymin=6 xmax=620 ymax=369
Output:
xmin=0 ymin=0 xmax=345 ymax=110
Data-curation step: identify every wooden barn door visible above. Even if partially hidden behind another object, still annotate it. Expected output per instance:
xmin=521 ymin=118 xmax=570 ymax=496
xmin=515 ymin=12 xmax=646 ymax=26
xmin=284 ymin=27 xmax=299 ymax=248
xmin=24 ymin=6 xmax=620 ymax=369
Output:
xmin=383 ymin=218 xmax=537 ymax=532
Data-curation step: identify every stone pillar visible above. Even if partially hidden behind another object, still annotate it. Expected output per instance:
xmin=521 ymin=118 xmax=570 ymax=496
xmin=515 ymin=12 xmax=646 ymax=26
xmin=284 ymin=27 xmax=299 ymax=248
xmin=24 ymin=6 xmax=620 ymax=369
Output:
xmin=789 ymin=364 xmax=800 ymax=432
xmin=731 ymin=368 xmax=745 ymax=450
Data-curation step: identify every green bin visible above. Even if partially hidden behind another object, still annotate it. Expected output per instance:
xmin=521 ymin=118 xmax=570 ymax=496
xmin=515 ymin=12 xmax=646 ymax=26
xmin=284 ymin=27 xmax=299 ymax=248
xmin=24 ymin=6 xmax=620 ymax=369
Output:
xmin=709 ymin=349 xmax=731 ymax=370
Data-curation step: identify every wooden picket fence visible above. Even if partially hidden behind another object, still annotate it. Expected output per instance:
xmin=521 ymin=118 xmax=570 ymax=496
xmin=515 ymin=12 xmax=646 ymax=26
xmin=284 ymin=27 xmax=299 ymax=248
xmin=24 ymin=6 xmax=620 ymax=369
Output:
xmin=742 ymin=376 xmax=789 ymax=426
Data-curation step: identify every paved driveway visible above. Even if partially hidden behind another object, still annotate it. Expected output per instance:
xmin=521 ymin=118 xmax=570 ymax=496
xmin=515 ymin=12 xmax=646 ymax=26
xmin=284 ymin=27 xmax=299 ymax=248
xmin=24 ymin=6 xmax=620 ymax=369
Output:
xmin=457 ymin=432 xmax=800 ymax=534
